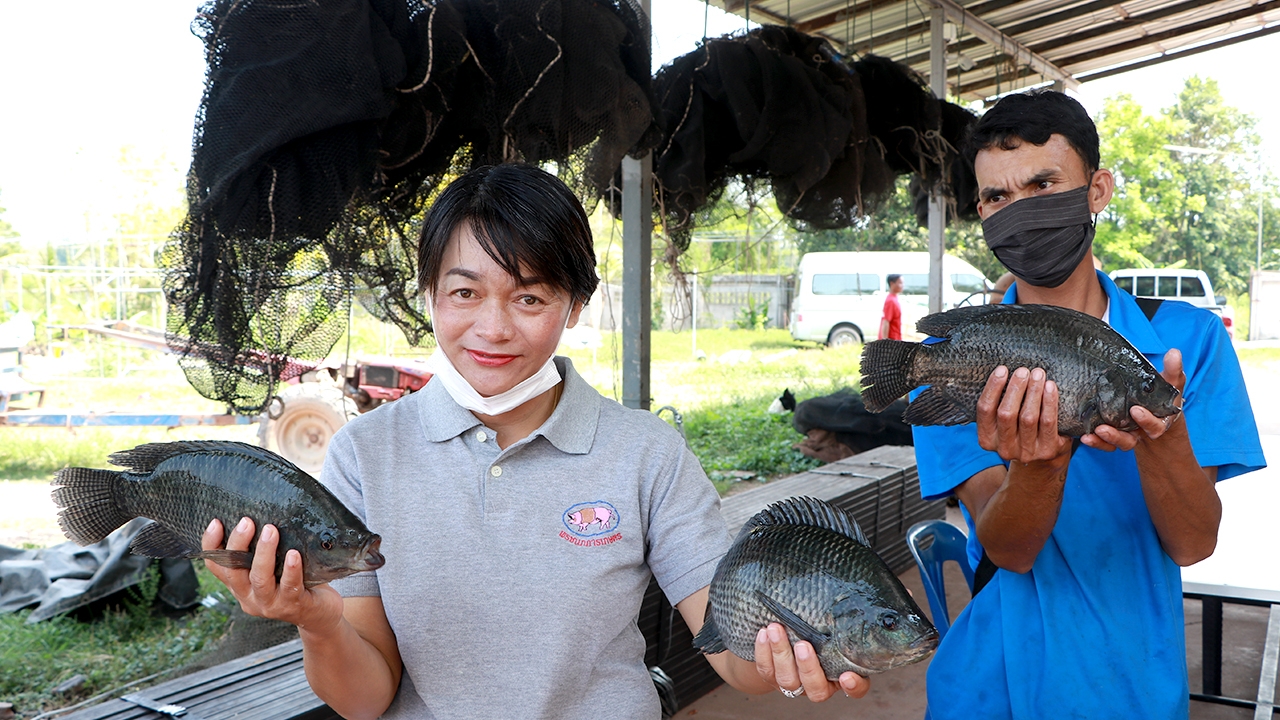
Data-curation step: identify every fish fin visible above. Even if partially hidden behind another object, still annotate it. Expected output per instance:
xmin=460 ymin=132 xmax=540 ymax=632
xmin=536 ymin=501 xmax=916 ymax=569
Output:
xmin=756 ymin=590 xmax=830 ymax=651
xmin=197 ymin=549 xmax=256 ymax=570
xmin=744 ymin=497 xmax=868 ymax=547
xmin=692 ymin=602 xmax=729 ymax=655
xmin=108 ymin=440 xmax=306 ymax=476
xmin=914 ymin=304 xmax=1012 ymax=337
xmin=51 ymin=467 xmax=130 ymax=546
xmin=860 ymin=340 xmax=920 ymax=412
xmin=904 ymin=386 xmax=973 ymax=426
xmin=129 ymin=522 xmax=200 ymax=558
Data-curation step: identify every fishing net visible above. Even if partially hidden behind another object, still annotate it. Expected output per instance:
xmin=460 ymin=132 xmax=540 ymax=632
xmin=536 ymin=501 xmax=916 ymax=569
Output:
xmin=910 ymin=100 xmax=981 ymax=226
xmin=650 ymin=27 xmax=893 ymax=249
xmin=163 ymin=0 xmax=657 ymax=413
xmin=648 ymin=28 xmax=968 ymax=251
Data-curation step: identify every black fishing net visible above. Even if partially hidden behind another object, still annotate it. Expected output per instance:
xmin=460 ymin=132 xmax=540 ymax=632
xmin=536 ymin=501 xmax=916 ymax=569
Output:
xmin=163 ymin=0 xmax=657 ymax=413
xmin=650 ymin=27 xmax=892 ymax=249
xmin=648 ymin=27 xmax=968 ymax=251
xmin=910 ymin=100 xmax=981 ymax=226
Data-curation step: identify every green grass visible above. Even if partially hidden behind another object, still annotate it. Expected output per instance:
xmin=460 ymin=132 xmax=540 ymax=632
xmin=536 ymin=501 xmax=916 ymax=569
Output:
xmin=0 ymin=565 xmax=232 ymax=718
xmin=1238 ymin=347 xmax=1280 ymax=365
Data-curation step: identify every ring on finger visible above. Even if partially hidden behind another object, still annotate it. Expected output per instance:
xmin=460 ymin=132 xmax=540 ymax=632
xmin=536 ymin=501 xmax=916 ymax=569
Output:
xmin=779 ymin=685 xmax=805 ymax=698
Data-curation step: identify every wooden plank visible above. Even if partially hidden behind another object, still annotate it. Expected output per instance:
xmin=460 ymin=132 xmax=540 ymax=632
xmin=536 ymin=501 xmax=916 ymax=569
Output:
xmin=60 ymin=641 xmax=325 ymax=720
xmin=1255 ymin=604 xmax=1280 ymax=720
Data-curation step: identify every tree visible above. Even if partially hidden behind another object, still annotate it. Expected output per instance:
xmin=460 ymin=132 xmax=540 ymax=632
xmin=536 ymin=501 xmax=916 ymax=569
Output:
xmin=1097 ymin=78 xmax=1274 ymax=295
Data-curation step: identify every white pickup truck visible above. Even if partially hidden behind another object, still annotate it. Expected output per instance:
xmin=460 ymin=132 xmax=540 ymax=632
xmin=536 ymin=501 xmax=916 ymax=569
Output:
xmin=1108 ymin=268 xmax=1234 ymax=338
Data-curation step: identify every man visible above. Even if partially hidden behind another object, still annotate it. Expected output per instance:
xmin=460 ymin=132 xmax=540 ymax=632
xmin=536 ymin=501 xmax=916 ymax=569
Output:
xmin=913 ymin=90 xmax=1265 ymax=719
xmin=879 ymin=273 xmax=904 ymax=340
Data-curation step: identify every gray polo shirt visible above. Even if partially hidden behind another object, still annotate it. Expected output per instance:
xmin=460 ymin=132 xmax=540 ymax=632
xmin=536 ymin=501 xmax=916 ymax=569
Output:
xmin=322 ymin=357 xmax=730 ymax=719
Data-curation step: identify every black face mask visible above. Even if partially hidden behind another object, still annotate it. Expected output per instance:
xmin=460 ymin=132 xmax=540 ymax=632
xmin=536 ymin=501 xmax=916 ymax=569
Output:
xmin=981 ymin=185 xmax=1095 ymax=288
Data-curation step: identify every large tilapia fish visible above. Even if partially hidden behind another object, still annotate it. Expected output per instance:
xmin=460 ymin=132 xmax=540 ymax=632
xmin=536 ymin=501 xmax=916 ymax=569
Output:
xmin=694 ymin=497 xmax=938 ymax=678
xmin=52 ymin=441 xmax=384 ymax=587
xmin=860 ymin=304 xmax=1181 ymax=437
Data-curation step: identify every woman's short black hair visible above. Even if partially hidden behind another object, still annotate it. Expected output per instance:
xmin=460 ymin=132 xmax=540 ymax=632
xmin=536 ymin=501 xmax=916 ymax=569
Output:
xmin=416 ymin=163 xmax=599 ymax=305
xmin=963 ymin=90 xmax=1100 ymax=175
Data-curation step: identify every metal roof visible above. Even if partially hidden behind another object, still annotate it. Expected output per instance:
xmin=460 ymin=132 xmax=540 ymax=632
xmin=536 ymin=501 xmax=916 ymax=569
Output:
xmin=716 ymin=0 xmax=1280 ymax=100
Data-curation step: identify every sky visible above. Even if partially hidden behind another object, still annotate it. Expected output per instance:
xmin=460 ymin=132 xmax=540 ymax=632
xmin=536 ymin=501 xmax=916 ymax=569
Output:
xmin=1 ymin=0 xmax=1278 ymax=244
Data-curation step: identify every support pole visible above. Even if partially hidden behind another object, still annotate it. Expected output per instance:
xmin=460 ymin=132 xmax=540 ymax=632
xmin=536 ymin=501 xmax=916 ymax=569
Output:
xmin=621 ymin=153 xmax=652 ymax=410
xmin=927 ymin=6 xmax=946 ymax=314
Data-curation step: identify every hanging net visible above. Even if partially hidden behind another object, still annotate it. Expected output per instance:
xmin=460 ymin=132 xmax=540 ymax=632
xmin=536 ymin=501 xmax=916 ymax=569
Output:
xmin=163 ymin=0 xmax=657 ymax=413
xmin=647 ymin=26 xmax=970 ymax=251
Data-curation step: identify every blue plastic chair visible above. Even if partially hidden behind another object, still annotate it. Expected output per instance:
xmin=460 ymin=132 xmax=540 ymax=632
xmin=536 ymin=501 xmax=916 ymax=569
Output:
xmin=907 ymin=520 xmax=975 ymax=639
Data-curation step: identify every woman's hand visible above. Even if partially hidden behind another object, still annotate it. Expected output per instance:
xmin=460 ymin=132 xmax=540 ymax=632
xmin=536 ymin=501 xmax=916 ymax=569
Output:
xmin=202 ymin=517 xmax=345 ymax=634
xmin=753 ymin=623 xmax=870 ymax=701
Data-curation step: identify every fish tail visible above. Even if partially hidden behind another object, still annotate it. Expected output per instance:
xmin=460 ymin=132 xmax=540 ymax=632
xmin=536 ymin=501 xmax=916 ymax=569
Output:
xmin=860 ymin=340 xmax=920 ymax=412
xmin=51 ymin=467 xmax=132 ymax=546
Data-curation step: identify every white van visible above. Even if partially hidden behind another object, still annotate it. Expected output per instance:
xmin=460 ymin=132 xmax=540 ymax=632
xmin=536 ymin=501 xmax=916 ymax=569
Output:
xmin=1108 ymin=267 xmax=1233 ymax=338
xmin=789 ymin=251 xmax=991 ymax=346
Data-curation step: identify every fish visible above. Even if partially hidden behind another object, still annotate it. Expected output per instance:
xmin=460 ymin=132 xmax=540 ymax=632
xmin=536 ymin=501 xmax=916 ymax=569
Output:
xmin=693 ymin=496 xmax=938 ymax=678
xmin=859 ymin=303 xmax=1182 ymax=437
xmin=51 ymin=440 xmax=384 ymax=587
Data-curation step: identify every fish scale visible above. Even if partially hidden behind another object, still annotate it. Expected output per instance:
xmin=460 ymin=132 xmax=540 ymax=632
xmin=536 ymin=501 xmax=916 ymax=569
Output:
xmin=694 ymin=497 xmax=938 ymax=679
xmin=52 ymin=440 xmax=385 ymax=588
xmin=861 ymin=304 xmax=1181 ymax=437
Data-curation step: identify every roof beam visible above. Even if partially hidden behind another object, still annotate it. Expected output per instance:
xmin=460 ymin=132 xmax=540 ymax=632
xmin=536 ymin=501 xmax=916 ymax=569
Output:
xmin=1054 ymin=0 xmax=1280 ymax=66
xmin=922 ymin=0 xmax=1077 ymax=88
xmin=1076 ymin=22 xmax=1280 ymax=83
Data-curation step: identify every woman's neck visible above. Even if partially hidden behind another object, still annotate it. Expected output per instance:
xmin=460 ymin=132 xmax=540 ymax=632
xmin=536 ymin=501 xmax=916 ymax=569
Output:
xmin=475 ymin=381 xmax=564 ymax=449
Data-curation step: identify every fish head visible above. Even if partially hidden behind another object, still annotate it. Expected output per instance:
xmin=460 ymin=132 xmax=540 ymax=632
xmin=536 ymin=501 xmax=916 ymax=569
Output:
xmin=1093 ymin=366 xmax=1181 ymax=432
xmin=301 ymin=525 xmax=386 ymax=586
xmin=829 ymin=583 xmax=940 ymax=673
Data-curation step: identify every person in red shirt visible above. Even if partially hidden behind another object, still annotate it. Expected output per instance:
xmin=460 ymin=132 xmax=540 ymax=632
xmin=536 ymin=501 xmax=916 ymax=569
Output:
xmin=879 ymin=273 xmax=904 ymax=340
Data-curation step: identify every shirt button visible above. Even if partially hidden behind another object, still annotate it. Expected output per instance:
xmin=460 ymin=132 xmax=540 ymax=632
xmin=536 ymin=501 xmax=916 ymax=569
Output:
xmin=475 ymin=430 xmax=487 ymax=443
xmin=490 ymin=465 xmax=503 ymax=478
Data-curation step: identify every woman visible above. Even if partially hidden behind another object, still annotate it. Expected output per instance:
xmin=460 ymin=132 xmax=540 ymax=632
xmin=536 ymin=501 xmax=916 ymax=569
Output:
xmin=203 ymin=164 xmax=869 ymax=718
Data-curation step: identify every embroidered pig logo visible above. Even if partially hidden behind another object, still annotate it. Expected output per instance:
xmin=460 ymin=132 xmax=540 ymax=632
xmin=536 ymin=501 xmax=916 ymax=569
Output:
xmin=567 ymin=506 xmax=613 ymax=532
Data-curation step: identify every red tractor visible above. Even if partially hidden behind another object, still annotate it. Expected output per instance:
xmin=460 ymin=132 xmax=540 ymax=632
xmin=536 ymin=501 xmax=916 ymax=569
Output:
xmin=258 ymin=357 xmax=433 ymax=474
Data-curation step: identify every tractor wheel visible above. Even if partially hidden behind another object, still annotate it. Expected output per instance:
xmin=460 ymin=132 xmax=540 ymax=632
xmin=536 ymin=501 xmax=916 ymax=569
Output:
xmin=258 ymin=383 xmax=357 ymax=475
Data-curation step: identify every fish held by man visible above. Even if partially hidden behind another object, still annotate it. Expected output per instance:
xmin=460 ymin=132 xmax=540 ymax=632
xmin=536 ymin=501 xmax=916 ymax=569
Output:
xmin=51 ymin=440 xmax=384 ymax=587
xmin=693 ymin=496 xmax=938 ymax=678
xmin=859 ymin=303 xmax=1181 ymax=437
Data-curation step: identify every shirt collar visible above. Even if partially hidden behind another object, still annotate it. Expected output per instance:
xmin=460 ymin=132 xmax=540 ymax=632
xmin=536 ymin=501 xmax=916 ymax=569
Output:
xmin=1002 ymin=270 xmax=1167 ymax=357
xmin=416 ymin=355 xmax=599 ymax=454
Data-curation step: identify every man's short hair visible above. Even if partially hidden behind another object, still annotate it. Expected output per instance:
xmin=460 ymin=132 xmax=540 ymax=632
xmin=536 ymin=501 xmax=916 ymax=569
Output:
xmin=887 ymin=274 xmax=902 ymax=284
xmin=416 ymin=163 xmax=599 ymax=305
xmin=963 ymin=89 xmax=1100 ymax=175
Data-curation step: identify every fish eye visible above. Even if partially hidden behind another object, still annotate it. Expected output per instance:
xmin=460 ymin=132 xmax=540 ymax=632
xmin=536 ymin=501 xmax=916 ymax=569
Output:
xmin=320 ymin=531 xmax=335 ymax=551
xmin=1142 ymin=380 xmax=1154 ymax=394
xmin=880 ymin=612 xmax=899 ymax=631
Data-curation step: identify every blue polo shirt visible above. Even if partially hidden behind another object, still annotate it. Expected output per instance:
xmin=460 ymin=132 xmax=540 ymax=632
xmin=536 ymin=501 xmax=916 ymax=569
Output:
xmin=914 ymin=271 xmax=1265 ymax=720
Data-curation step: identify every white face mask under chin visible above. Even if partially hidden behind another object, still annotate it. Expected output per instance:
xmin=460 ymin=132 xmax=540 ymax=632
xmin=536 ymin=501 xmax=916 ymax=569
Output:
xmin=425 ymin=296 xmax=568 ymax=417
xmin=426 ymin=348 xmax=562 ymax=416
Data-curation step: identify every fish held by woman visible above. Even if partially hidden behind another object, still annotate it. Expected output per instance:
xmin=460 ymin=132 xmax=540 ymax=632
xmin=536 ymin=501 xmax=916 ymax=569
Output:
xmin=51 ymin=440 xmax=384 ymax=587
xmin=694 ymin=496 xmax=938 ymax=678
xmin=859 ymin=303 xmax=1181 ymax=437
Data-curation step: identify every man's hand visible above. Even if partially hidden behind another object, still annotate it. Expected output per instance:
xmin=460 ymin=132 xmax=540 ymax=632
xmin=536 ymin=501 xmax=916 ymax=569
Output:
xmin=976 ymin=365 xmax=1073 ymax=466
xmin=202 ymin=517 xmax=345 ymax=634
xmin=1084 ymin=349 xmax=1186 ymax=452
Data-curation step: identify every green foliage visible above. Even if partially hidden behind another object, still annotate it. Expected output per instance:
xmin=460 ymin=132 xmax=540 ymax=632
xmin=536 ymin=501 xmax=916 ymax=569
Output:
xmin=683 ymin=398 xmax=820 ymax=490
xmin=791 ymin=176 xmax=1002 ymax=281
xmin=0 ymin=188 xmax=17 ymax=240
xmin=1096 ymin=78 xmax=1275 ymax=294
xmin=734 ymin=294 xmax=770 ymax=330
xmin=0 ymin=565 xmax=230 ymax=717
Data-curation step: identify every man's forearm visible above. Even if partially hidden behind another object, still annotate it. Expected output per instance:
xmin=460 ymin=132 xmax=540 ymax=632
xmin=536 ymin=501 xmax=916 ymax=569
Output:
xmin=1134 ymin=420 xmax=1221 ymax=565
xmin=974 ymin=459 xmax=1069 ymax=573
